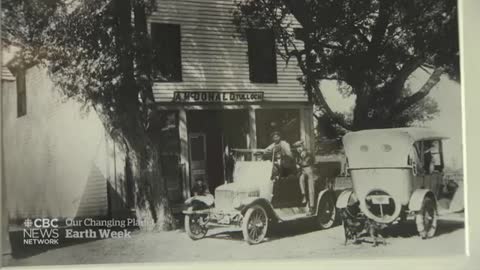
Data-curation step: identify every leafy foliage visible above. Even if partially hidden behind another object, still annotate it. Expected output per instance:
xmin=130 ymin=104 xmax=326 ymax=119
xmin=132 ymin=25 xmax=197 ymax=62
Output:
xmin=234 ymin=0 xmax=459 ymax=131
xmin=2 ymin=0 xmax=174 ymax=230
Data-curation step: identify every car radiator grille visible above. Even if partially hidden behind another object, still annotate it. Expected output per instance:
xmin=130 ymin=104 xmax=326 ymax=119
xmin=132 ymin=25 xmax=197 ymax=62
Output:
xmin=215 ymin=190 xmax=234 ymax=211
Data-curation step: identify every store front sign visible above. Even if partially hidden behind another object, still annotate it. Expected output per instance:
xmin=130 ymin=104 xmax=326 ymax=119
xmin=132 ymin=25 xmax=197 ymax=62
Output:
xmin=172 ymin=91 xmax=264 ymax=103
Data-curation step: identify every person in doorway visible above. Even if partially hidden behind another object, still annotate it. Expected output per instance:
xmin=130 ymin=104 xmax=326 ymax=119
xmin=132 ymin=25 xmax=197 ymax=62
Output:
xmin=293 ymin=140 xmax=316 ymax=214
xmin=223 ymin=145 xmax=235 ymax=183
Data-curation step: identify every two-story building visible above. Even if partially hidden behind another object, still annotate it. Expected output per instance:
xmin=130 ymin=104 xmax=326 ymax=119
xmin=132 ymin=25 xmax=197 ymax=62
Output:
xmin=150 ymin=0 xmax=313 ymax=204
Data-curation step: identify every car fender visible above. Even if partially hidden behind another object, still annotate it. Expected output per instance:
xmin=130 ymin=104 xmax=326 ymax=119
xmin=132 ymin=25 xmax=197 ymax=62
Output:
xmin=184 ymin=195 xmax=214 ymax=208
xmin=235 ymin=197 xmax=278 ymax=221
xmin=336 ymin=189 xmax=353 ymax=209
xmin=408 ymin=189 xmax=436 ymax=212
xmin=315 ymin=189 xmax=336 ymax=215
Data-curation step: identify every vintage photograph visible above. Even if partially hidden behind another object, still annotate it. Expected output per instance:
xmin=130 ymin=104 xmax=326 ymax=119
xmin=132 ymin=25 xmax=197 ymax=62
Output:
xmin=1 ymin=0 xmax=464 ymax=267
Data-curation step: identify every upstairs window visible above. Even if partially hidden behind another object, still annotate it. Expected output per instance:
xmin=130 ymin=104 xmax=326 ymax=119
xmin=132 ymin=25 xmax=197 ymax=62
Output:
xmin=151 ymin=23 xmax=182 ymax=82
xmin=16 ymin=69 xmax=27 ymax=117
xmin=247 ymin=29 xmax=277 ymax=83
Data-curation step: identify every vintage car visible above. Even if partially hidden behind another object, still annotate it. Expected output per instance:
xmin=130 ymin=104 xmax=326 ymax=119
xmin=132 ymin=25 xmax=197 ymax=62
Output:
xmin=183 ymin=149 xmax=337 ymax=244
xmin=336 ymin=128 xmax=462 ymax=240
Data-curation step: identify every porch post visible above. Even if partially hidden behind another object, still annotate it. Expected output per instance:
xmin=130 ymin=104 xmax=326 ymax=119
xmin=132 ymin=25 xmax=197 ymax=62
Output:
xmin=248 ymin=107 xmax=257 ymax=150
xmin=178 ymin=108 xmax=190 ymax=199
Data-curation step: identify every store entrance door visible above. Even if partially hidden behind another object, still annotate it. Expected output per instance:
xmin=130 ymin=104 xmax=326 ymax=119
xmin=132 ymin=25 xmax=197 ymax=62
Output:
xmin=188 ymin=132 xmax=208 ymax=188
xmin=187 ymin=110 xmax=248 ymax=194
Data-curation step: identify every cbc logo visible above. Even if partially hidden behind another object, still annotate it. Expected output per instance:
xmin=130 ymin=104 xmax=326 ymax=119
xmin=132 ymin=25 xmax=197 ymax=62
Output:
xmin=24 ymin=218 xmax=59 ymax=228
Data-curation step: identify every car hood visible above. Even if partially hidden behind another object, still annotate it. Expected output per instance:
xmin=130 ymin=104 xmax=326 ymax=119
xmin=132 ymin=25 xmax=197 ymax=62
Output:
xmin=215 ymin=182 xmax=259 ymax=193
xmin=215 ymin=160 xmax=273 ymax=195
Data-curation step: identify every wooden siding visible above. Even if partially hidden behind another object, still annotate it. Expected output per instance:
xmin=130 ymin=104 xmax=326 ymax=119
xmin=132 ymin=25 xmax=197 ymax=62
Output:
xmin=150 ymin=0 xmax=308 ymax=103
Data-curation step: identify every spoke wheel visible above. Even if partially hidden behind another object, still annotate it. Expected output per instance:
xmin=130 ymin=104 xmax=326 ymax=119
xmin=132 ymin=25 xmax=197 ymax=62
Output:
xmin=242 ymin=205 xmax=269 ymax=245
xmin=316 ymin=192 xmax=337 ymax=229
xmin=415 ymin=197 xmax=438 ymax=239
xmin=185 ymin=207 xmax=208 ymax=240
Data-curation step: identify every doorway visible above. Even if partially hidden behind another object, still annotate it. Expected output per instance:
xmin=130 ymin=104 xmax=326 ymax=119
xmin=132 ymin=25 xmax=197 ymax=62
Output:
xmin=187 ymin=110 xmax=249 ymax=194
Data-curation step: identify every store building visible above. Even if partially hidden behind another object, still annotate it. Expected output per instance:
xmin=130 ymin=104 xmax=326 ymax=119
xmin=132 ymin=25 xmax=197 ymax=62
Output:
xmin=150 ymin=0 xmax=313 ymax=205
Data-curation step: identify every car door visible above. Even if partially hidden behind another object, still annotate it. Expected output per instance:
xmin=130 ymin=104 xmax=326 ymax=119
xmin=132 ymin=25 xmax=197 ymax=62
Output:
xmin=271 ymin=157 xmax=303 ymax=208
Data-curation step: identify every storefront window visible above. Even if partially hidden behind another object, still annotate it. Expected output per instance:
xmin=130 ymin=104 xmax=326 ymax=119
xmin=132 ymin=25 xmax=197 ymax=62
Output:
xmin=255 ymin=109 xmax=301 ymax=148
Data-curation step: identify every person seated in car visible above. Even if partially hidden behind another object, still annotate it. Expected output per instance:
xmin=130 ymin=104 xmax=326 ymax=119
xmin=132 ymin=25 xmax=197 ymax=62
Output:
xmin=293 ymin=140 xmax=316 ymax=214
xmin=430 ymin=141 xmax=442 ymax=172
xmin=424 ymin=141 xmax=441 ymax=173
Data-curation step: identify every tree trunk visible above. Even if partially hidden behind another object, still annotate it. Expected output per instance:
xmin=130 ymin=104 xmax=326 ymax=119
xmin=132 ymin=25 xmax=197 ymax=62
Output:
xmin=352 ymin=91 xmax=373 ymax=130
xmin=352 ymin=85 xmax=397 ymax=130
xmin=123 ymin=129 xmax=175 ymax=231
xmin=112 ymin=0 xmax=175 ymax=231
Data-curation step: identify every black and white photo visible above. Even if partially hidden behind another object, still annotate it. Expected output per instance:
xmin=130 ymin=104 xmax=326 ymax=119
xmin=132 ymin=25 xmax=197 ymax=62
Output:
xmin=0 ymin=0 xmax=465 ymax=267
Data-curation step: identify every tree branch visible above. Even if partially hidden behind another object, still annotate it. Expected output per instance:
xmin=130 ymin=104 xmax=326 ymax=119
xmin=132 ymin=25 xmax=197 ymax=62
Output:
xmin=350 ymin=24 xmax=371 ymax=45
xmin=368 ymin=0 xmax=391 ymax=55
xmin=393 ymin=67 xmax=445 ymax=114
xmin=310 ymin=80 xmax=353 ymax=131
xmin=388 ymin=57 xmax=425 ymax=95
xmin=290 ymin=43 xmax=352 ymax=131
xmin=283 ymin=0 xmax=311 ymax=29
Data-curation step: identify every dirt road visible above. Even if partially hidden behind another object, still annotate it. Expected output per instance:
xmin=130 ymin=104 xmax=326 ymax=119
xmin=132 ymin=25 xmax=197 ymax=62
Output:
xmin=9 ymin=213 xmax=465 ymax=267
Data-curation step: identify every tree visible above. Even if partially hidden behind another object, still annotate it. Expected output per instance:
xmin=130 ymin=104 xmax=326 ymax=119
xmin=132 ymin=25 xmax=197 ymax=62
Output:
xmin=234 ymin=0 xmax=459 ymax=131
xmin=2 ymin=0 xmax=175 ymax=230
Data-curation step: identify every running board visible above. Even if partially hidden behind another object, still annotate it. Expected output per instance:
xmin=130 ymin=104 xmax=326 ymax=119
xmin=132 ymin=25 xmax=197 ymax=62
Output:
xmin=274 ymin=207 xmax=313 ymax=222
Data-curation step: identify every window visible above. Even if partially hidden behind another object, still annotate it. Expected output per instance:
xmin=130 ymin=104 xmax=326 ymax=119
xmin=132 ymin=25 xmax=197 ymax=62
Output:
xmin=247 ymin=29 xmax=277 ymax=83
xmin=151 ymin=23 xmax=182 ymax=82
xmin=16 ymin=69 xmax=26 ymax=117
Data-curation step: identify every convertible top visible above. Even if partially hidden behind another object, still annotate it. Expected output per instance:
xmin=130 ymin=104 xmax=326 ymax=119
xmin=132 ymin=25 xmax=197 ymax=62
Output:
xmin=343 ymin=128 xmax=448 ymax=169
xmin=344 ymin=127 xmax=448 ymax=143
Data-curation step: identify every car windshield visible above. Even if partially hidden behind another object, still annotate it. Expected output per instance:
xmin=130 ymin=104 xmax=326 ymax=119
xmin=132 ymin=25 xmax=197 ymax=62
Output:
xmin=343 ymin=132 xmax=413 ymax=169
xmin=232 ymin=161 xmax=273 ymax=187
xmin=231 ymin=148 xmax=266 ymax=161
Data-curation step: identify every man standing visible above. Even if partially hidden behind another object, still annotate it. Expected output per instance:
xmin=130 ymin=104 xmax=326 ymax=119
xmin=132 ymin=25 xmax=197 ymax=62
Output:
xmin=293 ymin=140 xmax=316 ymax=214
xmin=264 ymin=131 xmax=294 ymax=180
xmin=264 ymin=131 xmax=292 ymax=159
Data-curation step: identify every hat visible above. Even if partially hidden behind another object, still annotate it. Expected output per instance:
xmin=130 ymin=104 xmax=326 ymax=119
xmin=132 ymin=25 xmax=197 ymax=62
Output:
xmin=293 ymin=140 xmax=304 ymax=148
xmin=253 ymin=151 xmax=263 ymax=156
xmin=270 ymin=131 xmax=281 ymax=138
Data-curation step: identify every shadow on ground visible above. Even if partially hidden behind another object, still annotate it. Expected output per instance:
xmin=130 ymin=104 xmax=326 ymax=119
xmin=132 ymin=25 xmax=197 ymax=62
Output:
xmin=383 ymin=219 xmax=464 ymax=238
xmin=204 ymin=218 xmax=337 ymax=243
xmin=200 ymin=216 xmax=464 ymax=244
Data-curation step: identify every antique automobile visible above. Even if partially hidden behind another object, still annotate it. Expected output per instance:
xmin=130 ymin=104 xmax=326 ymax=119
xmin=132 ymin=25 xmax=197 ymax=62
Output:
xmin=336 ymin=128 xmax=462 ymax=240
xmin=183 ymin=149 xmax=337 ymax=244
